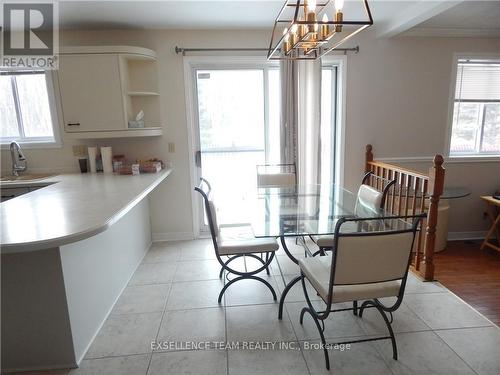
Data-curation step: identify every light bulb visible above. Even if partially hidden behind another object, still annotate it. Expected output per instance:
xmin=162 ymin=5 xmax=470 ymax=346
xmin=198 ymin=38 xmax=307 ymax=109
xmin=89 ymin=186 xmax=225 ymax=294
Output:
xmin=291 ymin=24 xmax=298 ymax=34
xmin=307 ymin=0 xmax=316 ymax=12
xmin=283 ymin=28 xmax=289 ymax=41
xmin=320 ymin=14 xmax=329 ymax=39
xmin=335 ymin=0 xmax=344 ymax=11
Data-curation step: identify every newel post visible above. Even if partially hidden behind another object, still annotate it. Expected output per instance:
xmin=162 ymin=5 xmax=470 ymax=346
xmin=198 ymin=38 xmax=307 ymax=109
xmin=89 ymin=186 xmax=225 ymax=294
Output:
xmin=365 ymin=144 xmax=373 ymax=173
xmin=421 ymin=155 xmax=445 ymax=281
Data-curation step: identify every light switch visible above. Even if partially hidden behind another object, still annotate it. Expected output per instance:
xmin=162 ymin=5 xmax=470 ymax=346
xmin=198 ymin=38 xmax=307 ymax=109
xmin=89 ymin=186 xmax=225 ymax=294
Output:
xmin=168 ymin=142 xmax=175 ymax=153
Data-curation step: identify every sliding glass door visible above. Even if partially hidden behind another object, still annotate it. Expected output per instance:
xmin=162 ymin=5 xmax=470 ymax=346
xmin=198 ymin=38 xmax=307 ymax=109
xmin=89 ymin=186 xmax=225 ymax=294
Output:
xmin=190 ymin=60 xmax=340 ymax=235
xmin=194 ymin=66 xmax=279 ymax=231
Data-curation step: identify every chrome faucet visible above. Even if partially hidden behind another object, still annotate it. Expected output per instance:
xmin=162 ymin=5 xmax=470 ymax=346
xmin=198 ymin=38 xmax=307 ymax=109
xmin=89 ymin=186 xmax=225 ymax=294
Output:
xmin=10 ymin=141 xmax=27 ymax=176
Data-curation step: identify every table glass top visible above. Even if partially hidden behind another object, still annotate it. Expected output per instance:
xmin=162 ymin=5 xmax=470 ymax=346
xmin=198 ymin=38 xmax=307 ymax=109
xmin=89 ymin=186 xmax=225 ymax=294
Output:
xmin=251 ymin=184 xmax=416 ymax=238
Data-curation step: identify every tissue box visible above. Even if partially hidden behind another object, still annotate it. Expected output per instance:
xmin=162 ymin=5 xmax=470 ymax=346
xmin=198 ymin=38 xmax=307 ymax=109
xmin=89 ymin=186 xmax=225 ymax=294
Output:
xmin=128 ymin=120 xmax=145 ymax=128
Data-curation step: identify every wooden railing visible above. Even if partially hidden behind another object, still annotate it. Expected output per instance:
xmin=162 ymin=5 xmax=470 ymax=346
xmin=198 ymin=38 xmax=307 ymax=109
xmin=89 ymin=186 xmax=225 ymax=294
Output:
xmin=364 ymin=145 xmax=445 ymax=281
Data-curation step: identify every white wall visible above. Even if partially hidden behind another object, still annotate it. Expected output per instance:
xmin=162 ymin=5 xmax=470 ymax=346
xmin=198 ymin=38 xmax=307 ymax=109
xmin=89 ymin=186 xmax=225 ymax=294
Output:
xmin=343 ymin=36 xmax=500 ymax=236
xmin=1 ymin=29 xmax=498 ymax=237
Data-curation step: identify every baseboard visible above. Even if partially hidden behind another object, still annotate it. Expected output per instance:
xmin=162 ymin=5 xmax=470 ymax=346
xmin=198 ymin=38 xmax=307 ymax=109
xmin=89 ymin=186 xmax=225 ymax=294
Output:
xmin=152 ymin=232 xmax=194 ymax=242
xmin=447 ymin=231 xmax=487 ymax=241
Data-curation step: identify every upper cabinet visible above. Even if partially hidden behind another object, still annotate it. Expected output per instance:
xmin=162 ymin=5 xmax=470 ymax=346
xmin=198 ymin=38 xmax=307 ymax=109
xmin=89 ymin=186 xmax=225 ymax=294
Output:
xmin=59 ymin=54 xmax=125 ymax=132
xmin=57 ymin=46 xmax=162 ymax=139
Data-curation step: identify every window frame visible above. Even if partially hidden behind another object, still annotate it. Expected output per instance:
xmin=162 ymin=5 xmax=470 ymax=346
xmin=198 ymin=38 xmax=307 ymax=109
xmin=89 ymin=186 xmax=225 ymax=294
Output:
xmin=0 ymin=70 xmax=62 ymax=149
xmin=445 ymin=53 xmax=500 ymax=161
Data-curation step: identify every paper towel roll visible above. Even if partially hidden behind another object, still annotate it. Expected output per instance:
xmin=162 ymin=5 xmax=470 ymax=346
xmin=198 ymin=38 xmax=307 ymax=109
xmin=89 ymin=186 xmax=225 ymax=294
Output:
xmin=88 ymin=147 xmax=97 ymax=173
xmin=101 ymin=147 xmax=113 ymax=174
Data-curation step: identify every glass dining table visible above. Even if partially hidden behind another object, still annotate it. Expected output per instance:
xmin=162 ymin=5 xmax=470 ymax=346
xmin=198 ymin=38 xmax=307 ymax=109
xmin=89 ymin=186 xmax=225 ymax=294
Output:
xmin=249 ymin=184 xmax=419 ymax=319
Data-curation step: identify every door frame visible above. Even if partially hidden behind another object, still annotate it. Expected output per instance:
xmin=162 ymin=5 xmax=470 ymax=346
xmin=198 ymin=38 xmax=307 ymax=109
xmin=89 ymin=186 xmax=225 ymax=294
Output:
xmin=183 ymin=56 xmax=278 ymax=238
xmin=322 ymin=55 xmax=347 ymax=189
xmin=183 ymin=55 xmax=347 ymax=239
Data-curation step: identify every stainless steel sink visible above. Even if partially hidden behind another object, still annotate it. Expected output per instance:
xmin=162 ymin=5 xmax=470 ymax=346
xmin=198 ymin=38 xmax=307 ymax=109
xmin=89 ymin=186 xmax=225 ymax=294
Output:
xmin=0 ymin=173 xmax=56 ymax=182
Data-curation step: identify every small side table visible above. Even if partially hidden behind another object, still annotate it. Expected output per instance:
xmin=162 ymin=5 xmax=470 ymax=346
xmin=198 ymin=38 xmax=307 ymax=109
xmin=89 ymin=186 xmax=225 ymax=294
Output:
xmin=434 ymin=187 xmax=471 ymax=252
xmin=480 ymin=196 xmax=500 ymax=253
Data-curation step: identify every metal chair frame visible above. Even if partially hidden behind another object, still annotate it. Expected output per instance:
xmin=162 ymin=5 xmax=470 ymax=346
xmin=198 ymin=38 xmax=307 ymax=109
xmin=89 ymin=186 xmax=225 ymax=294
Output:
xmin=299 ymin=214 xmax=424 ymax=370
xmin=314 ymin=172 xmax=397 ymax=256
xmin=195 ymin=178 xmax=277 ymax=303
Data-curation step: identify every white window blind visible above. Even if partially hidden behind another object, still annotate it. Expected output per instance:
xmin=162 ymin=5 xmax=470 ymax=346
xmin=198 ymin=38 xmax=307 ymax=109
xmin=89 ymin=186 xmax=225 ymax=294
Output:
xmin=455 ymin=62 xmax=500 ymax=101
xmin=449 ymin=59 xmax=500 ymax=156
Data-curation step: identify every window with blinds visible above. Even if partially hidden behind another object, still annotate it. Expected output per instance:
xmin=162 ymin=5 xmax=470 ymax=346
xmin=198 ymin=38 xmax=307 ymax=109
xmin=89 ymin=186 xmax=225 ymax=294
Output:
xmin=450 ymin=59 xmax=500 ymax=156
xmin=0 ymin=71 xmax=58 ymax=146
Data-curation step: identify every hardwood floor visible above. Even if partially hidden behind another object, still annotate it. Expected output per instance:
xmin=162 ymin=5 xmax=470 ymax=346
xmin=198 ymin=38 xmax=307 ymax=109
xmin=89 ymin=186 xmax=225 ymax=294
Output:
xmin=434 ymin=240 xmax=500 ymax=327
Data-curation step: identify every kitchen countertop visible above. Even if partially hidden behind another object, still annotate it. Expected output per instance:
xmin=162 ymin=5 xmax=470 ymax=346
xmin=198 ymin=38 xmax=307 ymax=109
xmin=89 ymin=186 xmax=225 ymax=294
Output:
xmin=0 ymin=169 xmax=171 ymax=253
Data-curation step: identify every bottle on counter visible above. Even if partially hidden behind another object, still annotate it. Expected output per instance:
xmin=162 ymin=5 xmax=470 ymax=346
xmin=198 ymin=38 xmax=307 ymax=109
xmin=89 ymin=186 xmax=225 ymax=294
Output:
xmin=88 ymin=147 xmax=97 ymax=173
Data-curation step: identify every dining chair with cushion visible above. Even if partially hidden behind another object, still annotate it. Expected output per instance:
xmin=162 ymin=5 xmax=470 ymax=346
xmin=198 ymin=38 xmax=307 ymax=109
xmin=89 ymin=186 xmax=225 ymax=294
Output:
xmin=256 ymin=163 xmax=296 ymax=188
xmin=298 ymin=215 xmax=423 ymax=370
xmin=195 ymin=178 xmax=279 ymax=303
xmin=315 ymin=172 xmax=396 ymax=253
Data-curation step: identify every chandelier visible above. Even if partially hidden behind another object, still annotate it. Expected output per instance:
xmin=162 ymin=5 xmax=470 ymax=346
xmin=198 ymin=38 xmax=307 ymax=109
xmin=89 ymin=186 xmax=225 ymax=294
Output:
xmin=267 ymin=0 xmax=373 ymax=60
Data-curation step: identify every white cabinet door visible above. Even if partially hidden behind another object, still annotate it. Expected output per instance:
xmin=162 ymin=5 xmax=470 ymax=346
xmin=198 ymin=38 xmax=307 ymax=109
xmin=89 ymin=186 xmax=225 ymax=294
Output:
xmin=58 ymin=54 xmax=126 ymax=132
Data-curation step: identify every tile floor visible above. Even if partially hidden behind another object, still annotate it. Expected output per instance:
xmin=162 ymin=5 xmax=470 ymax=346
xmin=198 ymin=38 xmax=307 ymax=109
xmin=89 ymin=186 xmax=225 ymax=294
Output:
xmin=17 ymin=239 xmax=500 ymax=375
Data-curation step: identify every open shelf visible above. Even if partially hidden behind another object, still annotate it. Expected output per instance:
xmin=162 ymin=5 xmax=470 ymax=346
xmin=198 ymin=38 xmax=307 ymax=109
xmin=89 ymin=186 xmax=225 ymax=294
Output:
xmin=65 ymin=127 xmax=162 ymax=139
xmin=127 ymin=91 xmax=160 ymax=97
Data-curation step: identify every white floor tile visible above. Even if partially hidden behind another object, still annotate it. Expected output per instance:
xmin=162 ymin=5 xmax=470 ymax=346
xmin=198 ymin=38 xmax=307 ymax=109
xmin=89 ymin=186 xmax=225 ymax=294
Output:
xmin=436 ymin=326 xmax=500 ymax=375
xmin=86 ymin=313 xmax=162 ymax=358
xmin=302 ymin=339 xmax=392 ymax=375
xmin=165 ymin=279 xmax=225 ymax=310
xmin=224 ymin=275 xmax=280 ymax=306
xmin=286 ymin=301 xmax=366 ymax=341
xmin=143 ymin=243 xmax=181 ymax=263
xmin=70 ymin=354 xmax=150 ymax=375
xmin=376 ymin=331 xmax=476 ymax=375
xmin=148 ymin=350 xmax=226 ymax=375
xmin=404 ymin=292 xmax=492 ymax=330
xmin=112 ymin=284 xmax=170 ymax=315
xmin=178 ymin=239 xmax=216 ymax=260
xmin=128 ymin=263 xmax=177 ymax=286
xmin=271 ymin=255 xmax=301 ymax=276
xmin=405 ymin=272 xmax=446 ymax=294
xmin=173 ymin=259 xmax=222 ymax=282
xmin=157 ymin=307 xmax=225 ymax=350
xmin=226 ymin=304 xmax=296 ymax=342
xmin=276 ymin=238 xmax=308 ymax=256
xmin=357 ymin=299 xmax=431 ymax=335
xmin=228 ymin=348 xmax=308 ymax=375
xmin=67 ymin=238 xmax=499 ymax=375
xmin=275 ymin=275 xmax=322 ymax=303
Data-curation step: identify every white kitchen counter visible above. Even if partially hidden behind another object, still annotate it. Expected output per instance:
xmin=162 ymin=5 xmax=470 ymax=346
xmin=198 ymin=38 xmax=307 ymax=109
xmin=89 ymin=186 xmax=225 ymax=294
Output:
xmin=1 ymin=169 xmax=171 ymax=372
xmin=0 ymin=169 xmax=171 ymax=253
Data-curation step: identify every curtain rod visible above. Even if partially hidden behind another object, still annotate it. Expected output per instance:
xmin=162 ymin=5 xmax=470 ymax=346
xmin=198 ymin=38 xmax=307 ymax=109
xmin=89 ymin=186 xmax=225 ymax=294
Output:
xmin=174 ymin=46 xmax=359 ymax=55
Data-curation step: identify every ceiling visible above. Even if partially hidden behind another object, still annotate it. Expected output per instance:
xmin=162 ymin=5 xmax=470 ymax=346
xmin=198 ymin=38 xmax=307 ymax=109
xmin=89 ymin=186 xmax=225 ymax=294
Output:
xmin=57 ymin=0 xmax=500 ymax=38
xmin=57 ymin=0 xmax=412 ymax=30
xmin=407 ymin=1 xmax=500 ymax=37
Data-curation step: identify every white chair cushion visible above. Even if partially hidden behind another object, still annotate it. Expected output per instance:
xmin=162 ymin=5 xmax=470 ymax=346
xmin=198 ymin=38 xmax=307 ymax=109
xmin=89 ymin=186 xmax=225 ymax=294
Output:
xmin=315 ymin=185 xmax=383 ymax=249
xmin=316 ymin=235 xmax=335 ymax=247
xmin=258 ymin=172 xmax=296 ymax=187
xmin=208 ymin=200 xmax=219 ymax=236
xmin=218 ymin=238 xmax=279 ymax=256
xmin=299 ymin=256 xmax=401 ymax=303
xmin=218 ymin=224 xmax=279 ymax=256
xmin=356 ymin=184 xmax=383 ymax=214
